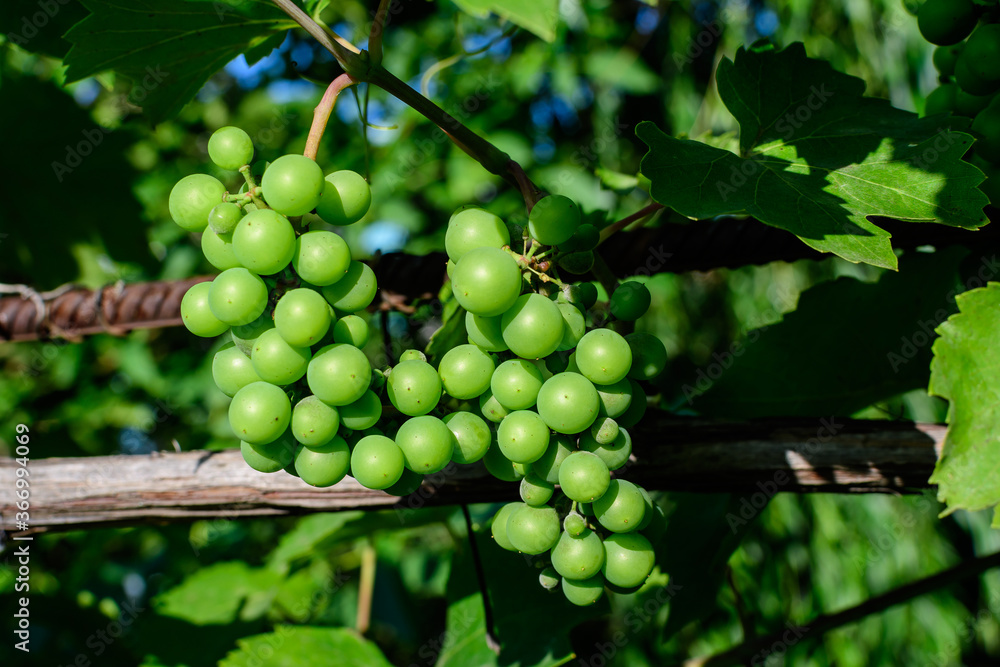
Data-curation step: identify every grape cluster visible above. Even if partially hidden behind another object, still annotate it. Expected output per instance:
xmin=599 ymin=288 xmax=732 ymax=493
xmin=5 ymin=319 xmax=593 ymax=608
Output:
xmin=918 ymin=0 xmax=1000 ymax=203
xmin=171 ymin=127 xmax=668 ymax=606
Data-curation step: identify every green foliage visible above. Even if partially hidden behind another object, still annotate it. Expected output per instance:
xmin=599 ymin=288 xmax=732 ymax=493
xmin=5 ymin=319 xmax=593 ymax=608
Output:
xmin=220 ymin=626 xmax=392 ymax=666
xmin=639 ymin=43 xmax=989 ymax=269
xmin=448 ymin=0 xmax=559 ymax=41
xmin=154 ymin=561 xmax=282 ymax=624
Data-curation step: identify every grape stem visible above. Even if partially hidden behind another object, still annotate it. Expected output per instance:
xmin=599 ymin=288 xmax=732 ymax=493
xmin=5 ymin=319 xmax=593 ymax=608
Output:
xmin=598 ymin=202 xmax=665 ymax=245
xmin=356 ymin=538 xmax=377 ymax=633
xmin=461 ymin=504 xmax=501 ymax=654
xmin=367 ymin=0 xmax=393 ymax=66
xmin=237 ymin=166 xmax=268 ymax=210
xmin=304 ymin=73 xmax=358 ymax=161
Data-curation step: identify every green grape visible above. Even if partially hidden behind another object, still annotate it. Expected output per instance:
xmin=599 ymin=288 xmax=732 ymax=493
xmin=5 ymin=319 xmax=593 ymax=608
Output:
xmin=556 ymin=301 xmax=586 ymax=351
xmin=331 ymin=315 xmax=368 ymax=347
xmin=539 ymin=567 xmax=560 ymax=591
xmin=973 ymin=102 xmax=1000 ymax=164
xmin=387 ymin=359 xmax=442 ymax=416
xmin=478 ymin=388 xmax=510 ymax=423
xmin=564 ymin=513 xmax=587 ymax=537
xmin=213 ymin=342 xmax=262 ymax=397
xmin=232 ymin=313 xmax=274 ymax=356
xmin=208 ymin=202 xmax=243 ymax=235
xmin=291 ymin=395 xmax=340 ymax=448
xmin=625 ymin=332 xmax=667 ymax=381
xmin=506 ymin=504 xmax=560 ymax=554
xmin=491 ymin=359 xmax=544 ymax=411
xmin=500 ymin=293 xmax=564 ymax=359
xmin=229 ymin=381 xmax=291 ymax=446
xmin=536 ymin=372 xmax=600 ymax=434
xmin=384 ymin=468 xmax=423 ymax=496
xmin=445 ymin=207 xmax=511 ymax=261
xmin=169 ymin=174 xmax=225 ymax=231
xmin=274 ymin=288 xmax=332 ymax=348
xmin=442 ymin=410 xmax=491 ymax=464
xmin=561 ymin=576 xmax=604 ymax=606
xmin=466 ymin=312 xmax=508 ymax=351
xmin=616 ymin=380 xmax=647 ymax=428
xmin=918 ymin=0 xmax=980 ymax=46
xmin=576 ymin=282 xmax=598 ymax=310
xmin=315 ymin=170 xmax=372 ymax=225
xmin=602 ymin=533 xmax=655 ymax=589
xmin=483 ymin=440 xmax=526 ymax=481
xmin=241 ymin=430 xmax=298 ymax=473
xmin=399 ymin=349 xmax=426 ymax=362
xmin=208 ymin=126 xmax=254 ymax=170
xmin=451 ymin=247 xmax=522 ymax=317
xmin=956 ymin=25 xmax=1000 ymax=95
xmin=531 ymin=434 xmax=576 ymax=484
xmin=520 ymin=472 xmax=555 ymax=506
xmin=394 ymin=415 xmax=456 ymax=473
xmin=924 ymin=83 xmax=959 ymax=117
xmin=590 ymin=416 xmax=619 ymax=445
xmin=321 ymin=261 xmax=378 ymax=313
xmin=636 ymin=486 xmax=656 ymax=531
xmin=558 ymin=451 xmax=611 ymax=502
xmin=307 ymin=344 xmax=372 ymax=406
xmin=491 ymin=502 xmax=522 ymax=551
xmin=576 ymin=329 xmax=633 ymax=385
xmin=294 ymin=437 xmax=350 ymax=487
xmin=181 ymin=282 xmax=229 ymax=337
xmin=207 ymin=268 xmax=268 ymax=327
xmin=438 ymin=344 xmax=496 ymax=399
xmin=609 ymin=282 xmax=651 ymax=321
xmin=551 ymin=528 xmax=605 ymax=581
xmin=528 ymin=194 xmax=580 ymax=246
xmin=497 ymin=410 xmax=551 ymax=464
xmin=339 ymin=389 xmax=382 ymax=430
xmin=293 ymin=230 xmax=352 ymax=286
xmin=232 ymin=209 xmax=296 ymax=276
xmin=251 ymin=329 xmax=310 ymax=385
xmin=558 ymin=251 xmax=594 ymax=275
xmin=596 ymin=378 xmax=632 ymax=418
xmin=261 ymin=154 xmax=325 ymax=216
xmin=580 ymin=426 xmax=631 ymax=470
xmin=559 ymin=224 xmax=599 ymax=252
xmin=349 ymin=434 xmax=405 ymax=490
xmin=933 ymin=43 xmax=964 ymax=78
xmin=956 ymin=88 xmax=995 ymax=117
xmin=593 ymin=479 xmax=646 ymax=533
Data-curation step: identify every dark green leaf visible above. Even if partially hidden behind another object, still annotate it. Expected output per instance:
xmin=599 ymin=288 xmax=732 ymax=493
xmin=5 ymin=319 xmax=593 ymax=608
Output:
xmin=929 ymin=283 xmax=1000 ymax=517
xmin=219 ymin=626 xmax=393 ymax=667
xmin=0 ymin=0 xmax=89 ymax=58
xmin=63 ymin=0 xmax=295 ymax=123
xmin=425 ymin=282 xmax=467 ymax=363
xmin=638 ymin=43 xmax=989 ymax=269
xmin=448 ymin=0 xmax=559 ymax=42
xmin=154 ymin=561 xmax=282 ymax=625
xmin=691 ymin=248 xmax=970 ymax=417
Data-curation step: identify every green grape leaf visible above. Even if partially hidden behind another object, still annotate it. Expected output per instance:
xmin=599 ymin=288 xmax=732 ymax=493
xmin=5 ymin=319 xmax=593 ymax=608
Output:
xmin=425 ymin=282 xmax=467 ymax=363
xmin=63 ymin=0 xmax=295 ymax=123
xmin=659 ymin=494 xmax=759 ymax=639
xmin=691 ymin=247 xmax=971 ymax=417
xmin=153 ymin=561 xmax=282 ymax=625
xmin=0 ymin=0 xmax=89 ymax=58
xmin=637 ymin=42 xmax=989 ymax=270
xmin=929 ymin=283 xmax=1000 ymax=517
xmin=448 ymin=0 xmax=559 ymax=42
xmin=220 ymin=626 xmax=393 ymax=667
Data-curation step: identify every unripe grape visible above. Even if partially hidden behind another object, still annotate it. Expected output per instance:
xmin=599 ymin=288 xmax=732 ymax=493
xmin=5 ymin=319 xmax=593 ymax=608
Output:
xmin=536 ymin=372 xmax=600 ymax=434
xmin=241 ymin=430 xmax=298 ymax=473
xmin=500 ymin=293 xmax=564 ymax=359
xmin=466 ymin=312 xmax=508 ymax=352
xmin=293 ymin=231 xmax=351 ymax=286
xmin=491 ymin=359 xmax=545 ymax=411
xmin=438 ymin=344 xmax=495 ymax=399
xmin=199 ymin=228 xmax=240 ymax=271
xmin=973 ymin=102 xmax=1000 ymax=164
xmin=559 ymin=224 xmax=599 ymax=252
xmin=321 ymin=261 xmax=378 ymax=313
xmin=394 ymin=415 xmax=456 ymax=473
xmin=497 ymin=410 xmax=551 ymax=464
xmin=924 ymin=83 xmax=959 ymax=117
xmin=452 ymin=247 xmax=522 ymax=317
xmin=491 ymin=502 xmax=522 ymax=551
xmin=617 ymin=380 xmax=647 ymax=428
xmin=442 ymin=410 xmax=491 ymax=464
xmin=294 ymin=437 xmax=350 ymax=487
xmin=261 ymin=154 xmax=325 ymax=216
xmin=561 ymin=575 xmax=604 ymax=606
xmin=315 ymin=170 xmax=372 ymax=225
xmin=596 ymin=378 xmax=633 ymax=418
xmin=933 ymin=43 xmax=963 ymax=78
xmin=232 ymin=209 xmax=296 ymax=276
xmin=602 ymin=533 xmax=655 ymax=589
xmin=609 ymin=281 xmax=651 ymax=321
xmin=307 ymin=344 xmax=372 ymax=406
xmin=528 ymin=194 xmax=580 ymax=246
xmin=387 ymin=359 xmax=442 ymax=416
xmin=350 ymin=435 xmax=405 ymax=490
xmin=384 ymin=468 xmax=424 ymax=496
xmin=483 ymin=440 xmax=526 ymax=481
xmin=626 ymin=332 xmax=667 ymax=381
xmin=274 ymin=288 xmax=332 ymax=348
xmin=333 ymin=315 xmax=369 ymax=347
xmin=169 ymin=174 xmax=225 ymax=231
xmin=539 ymin=567 xmax=560 ymax=591
xmin=478 ymin=388 xmax=510 ymax=423
xmin=181 ymin=282 xmax=229 ymax=337
xmin=213 ymin=342 xmax=262 ymax=397
xmin=339 ymin=390 xmax=382 ymax=431
xmin=232 ymin=313 xmax=274 ymax=356
xmin=558 ymin=251 xmax=594 ymax=275
xmin=551 ymin=528 xmax=605 ymax=580
xmin=590 ymin=416 xmax=619 ymax=445
xmin=580 ymin=426 xmax=632 ymax=470
xmin=575 ymin=329 xmax=633 ymax=385
xmin=956 ymin=24 xmax=1000 ymax=94
xmin=559 ymin=451 xmax=611 ymax=502
xmin=556 ymin=301 xmax=586 ymax=352
xmin=207 ymin=268 xmax=268 ymax=326
xmin=918 ymin=0 xmax=979 ymax=46
xmin=399 ymin=349 xmax=426 ymax=362
xmin=291 ymin=395 xmax=340 ymax=448
xmin=576 ymin=282 xmax=598 ymax=310
xmin=228 ymin=381 xmax=291 ymax=446
xmin=520 ymin=472 xmax=555 ymax=506
xmin=564 ymin=513 xmax=587 ymax=537
xmin=251 ymin=329 xmax=310 ymax=385
xmin=208 ymin=126 xmax=254 ymax=170
xmin=208 ymin=202 xmax=243 ymax=235
xmin=531 ymin=434 xmax=576 ymax=484
xmin=593 ymin=479 xmax=646 ymax=533
xmin=445 ymin=207 xmax=510 ymax=262
xmin=506 ymin=504 xmax=560 ymax=554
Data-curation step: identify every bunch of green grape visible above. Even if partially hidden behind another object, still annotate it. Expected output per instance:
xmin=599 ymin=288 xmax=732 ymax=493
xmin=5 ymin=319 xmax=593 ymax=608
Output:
xmin=918 ymin=0 xmax=1000 ymax=203
xmin=172 ymin=127 xmax=669 ymax=606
